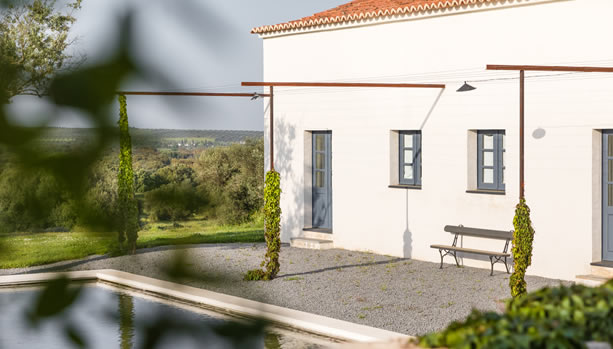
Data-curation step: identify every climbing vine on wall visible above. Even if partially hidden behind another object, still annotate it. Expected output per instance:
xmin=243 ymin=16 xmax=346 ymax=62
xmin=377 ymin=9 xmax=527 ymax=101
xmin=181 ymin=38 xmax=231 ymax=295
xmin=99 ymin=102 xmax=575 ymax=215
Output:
xmin=245 ymin=170 xmax=281 ymax=281
xmin=510 ymin=198 xmax=535 ymax=298
xmin=117 ymin=94 xmax=139 ymax=253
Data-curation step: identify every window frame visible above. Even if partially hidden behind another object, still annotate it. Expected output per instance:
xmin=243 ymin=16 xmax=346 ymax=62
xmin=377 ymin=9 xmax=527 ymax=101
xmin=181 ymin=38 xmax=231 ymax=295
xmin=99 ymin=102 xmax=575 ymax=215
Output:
xmin=477 ymin=130 xmax=505 ymax=191
xmin=398 ymin=131 xmax=422 ymax=186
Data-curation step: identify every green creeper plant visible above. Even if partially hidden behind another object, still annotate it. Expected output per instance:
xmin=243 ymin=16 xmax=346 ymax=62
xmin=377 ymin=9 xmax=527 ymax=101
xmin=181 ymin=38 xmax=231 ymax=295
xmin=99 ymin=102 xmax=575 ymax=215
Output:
xmin=117 ymin=94 xmax=139 ymax=253
xmin=245 ymin=170 xmax=281 ymax=281
xmin=510 ymin=198 xmax=535 ymax=298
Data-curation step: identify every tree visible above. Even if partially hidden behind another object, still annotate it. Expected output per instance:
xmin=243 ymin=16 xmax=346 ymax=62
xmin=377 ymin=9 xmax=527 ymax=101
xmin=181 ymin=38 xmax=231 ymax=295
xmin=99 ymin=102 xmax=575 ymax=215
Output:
xmin=0 ymin=0 xmax=83 ymax=102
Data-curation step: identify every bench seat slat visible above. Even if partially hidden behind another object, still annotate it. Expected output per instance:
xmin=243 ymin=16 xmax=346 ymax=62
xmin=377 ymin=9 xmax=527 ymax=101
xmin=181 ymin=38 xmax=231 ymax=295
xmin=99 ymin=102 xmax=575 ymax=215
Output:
xmin=444 ymin=225 xmax=512 ymax=240
xmin=430 ymin=244 xmax=510 ymax=257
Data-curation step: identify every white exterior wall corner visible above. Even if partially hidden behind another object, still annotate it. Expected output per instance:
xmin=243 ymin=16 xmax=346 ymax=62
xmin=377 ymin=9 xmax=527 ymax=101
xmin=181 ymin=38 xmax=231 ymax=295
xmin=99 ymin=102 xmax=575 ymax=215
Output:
xmin=262 ymin=0 xmax=613 ymax=281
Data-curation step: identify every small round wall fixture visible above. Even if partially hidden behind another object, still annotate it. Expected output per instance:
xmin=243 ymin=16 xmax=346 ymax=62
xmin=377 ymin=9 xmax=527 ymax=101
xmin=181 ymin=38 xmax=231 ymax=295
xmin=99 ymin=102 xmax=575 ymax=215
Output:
xmin=457 ymin=81 xmax=476 ymax=92
xmin=532 ymin=127 xmax=546 ymax=139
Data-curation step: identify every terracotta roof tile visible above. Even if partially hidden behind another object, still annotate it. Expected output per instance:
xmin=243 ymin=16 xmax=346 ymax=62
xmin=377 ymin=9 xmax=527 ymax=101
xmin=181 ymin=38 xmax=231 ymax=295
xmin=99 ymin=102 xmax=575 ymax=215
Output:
xmin=252 ymin=0 xmax=501 ymax=34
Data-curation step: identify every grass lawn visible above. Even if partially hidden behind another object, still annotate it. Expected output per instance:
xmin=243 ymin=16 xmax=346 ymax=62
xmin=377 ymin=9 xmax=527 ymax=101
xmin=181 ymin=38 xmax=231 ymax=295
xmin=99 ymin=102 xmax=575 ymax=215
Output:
xmin=0 ymin=219 xmax=264 ymax=269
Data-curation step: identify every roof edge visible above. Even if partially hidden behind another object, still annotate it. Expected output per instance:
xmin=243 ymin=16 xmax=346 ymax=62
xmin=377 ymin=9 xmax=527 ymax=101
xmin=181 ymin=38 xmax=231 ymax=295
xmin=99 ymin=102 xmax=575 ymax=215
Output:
xmin=251 ymin=0 xmax=548 ymax=36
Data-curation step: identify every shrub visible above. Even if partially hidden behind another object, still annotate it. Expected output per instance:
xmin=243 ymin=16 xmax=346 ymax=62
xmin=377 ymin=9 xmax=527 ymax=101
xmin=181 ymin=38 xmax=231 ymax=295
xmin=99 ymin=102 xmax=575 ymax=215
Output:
xmin=0 ymin=167 xmax=76 ymax=232
xmin=144 ymin=183 xmax=209 ymax=221
xmin=419 ymin=279 xmax=613 ymax=348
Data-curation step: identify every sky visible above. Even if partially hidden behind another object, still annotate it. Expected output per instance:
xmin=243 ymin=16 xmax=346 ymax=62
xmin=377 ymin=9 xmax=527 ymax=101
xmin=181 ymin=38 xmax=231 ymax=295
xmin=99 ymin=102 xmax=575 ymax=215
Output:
xmin=7 ymin=0 xmax=348 ymax=131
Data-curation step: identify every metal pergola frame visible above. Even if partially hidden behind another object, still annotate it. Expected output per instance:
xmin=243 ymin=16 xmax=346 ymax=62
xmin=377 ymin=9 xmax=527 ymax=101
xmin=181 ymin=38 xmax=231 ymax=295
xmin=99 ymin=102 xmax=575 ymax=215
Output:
xmin=486 ymin=64 xmax=613 ymax=200
xmin=241 ymin=81 xmax=446 ymax=171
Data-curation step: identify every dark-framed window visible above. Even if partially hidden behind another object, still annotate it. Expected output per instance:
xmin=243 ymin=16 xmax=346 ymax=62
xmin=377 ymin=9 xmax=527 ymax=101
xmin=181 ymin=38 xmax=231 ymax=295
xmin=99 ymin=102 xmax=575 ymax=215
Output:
xmin=399 ymin=131 xmax=422 ymax=186
xmin=477 ymin=130 xmax=505 ymax=191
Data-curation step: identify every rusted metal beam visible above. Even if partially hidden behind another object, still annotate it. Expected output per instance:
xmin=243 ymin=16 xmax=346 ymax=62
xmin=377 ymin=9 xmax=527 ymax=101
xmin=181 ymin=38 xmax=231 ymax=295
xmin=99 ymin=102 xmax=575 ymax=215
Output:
xmin=117 ymin=92 xmax=271 ymax=97
xmin=519 ymin=70 xmax=525 ymax=200
xmin=242 ymin=82 xmax=446 ymax=89
xmin=269 ymin=86 xmax=274 ymax=171
xmin=487 ymin=65 xmax=613 ymax=73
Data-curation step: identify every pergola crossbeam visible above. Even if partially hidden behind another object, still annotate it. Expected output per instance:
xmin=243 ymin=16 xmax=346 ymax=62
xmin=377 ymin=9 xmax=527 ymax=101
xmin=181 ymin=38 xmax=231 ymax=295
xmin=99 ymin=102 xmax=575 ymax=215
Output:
xmin=487 ymin=65 xmax=613 ymax=73
xmin=242 ymin=82 xmax=446 ymax=89
xmin=118 ymin=91 xmax=270 ymax=97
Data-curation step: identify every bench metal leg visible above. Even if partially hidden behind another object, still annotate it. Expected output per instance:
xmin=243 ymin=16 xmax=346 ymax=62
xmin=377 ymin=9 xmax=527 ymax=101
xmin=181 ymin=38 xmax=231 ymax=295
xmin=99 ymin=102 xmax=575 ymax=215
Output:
xmin=439 ymin=249 xmax=460 ymax=269
xmin=504 ymin=257 xmax=510 ymax=274
xmin=489 ymin=256 xmax=494 ymax=276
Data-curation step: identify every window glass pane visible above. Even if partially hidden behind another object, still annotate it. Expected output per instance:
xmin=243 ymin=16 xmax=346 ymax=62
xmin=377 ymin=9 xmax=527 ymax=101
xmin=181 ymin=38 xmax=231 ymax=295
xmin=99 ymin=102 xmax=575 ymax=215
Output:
xmin=316 ymin=153 xmax=325 ymax=169
xmin=403 ymin=134 xmax=413 ymax=147
xmin=609 ymin=184 xmax=613 ymax=207
xmin=608 ymin=135 xmax=613 ymax=157
xmin=609 ymin=159 xmax=613 ymax=182
xmin=483 ymin=151 xmax=494 ymax=166
xmin=483 ymin=134 xmax=494 ymax=149
xmin=483 ymin=169 xmax=494 ymax=184
xmin=315 ymin=135 xmax=325 ymax=151
xmin=403 ymin=165 xmax=414 ymax=180
xmin=404 ymin=150 xmax=413 ymax=164
xmin=316 ymin=171 xmax=324 ymax=188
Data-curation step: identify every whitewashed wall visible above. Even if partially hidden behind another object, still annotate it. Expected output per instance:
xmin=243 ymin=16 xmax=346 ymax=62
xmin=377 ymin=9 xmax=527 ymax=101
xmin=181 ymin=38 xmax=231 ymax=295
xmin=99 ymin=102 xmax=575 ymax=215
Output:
xmin=260 ymin=0 xmax=613 ymax=281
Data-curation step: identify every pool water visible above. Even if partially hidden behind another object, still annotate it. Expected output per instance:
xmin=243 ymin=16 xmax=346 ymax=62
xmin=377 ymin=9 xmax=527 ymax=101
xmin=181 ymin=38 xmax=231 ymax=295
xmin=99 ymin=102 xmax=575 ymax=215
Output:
xmin=0 ymin=283 xmax=336 ymax=349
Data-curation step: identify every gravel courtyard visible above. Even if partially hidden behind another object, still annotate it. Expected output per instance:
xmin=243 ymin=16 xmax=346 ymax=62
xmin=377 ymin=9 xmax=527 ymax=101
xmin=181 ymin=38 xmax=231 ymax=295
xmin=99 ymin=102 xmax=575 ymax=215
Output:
xmin=0 ymin=243 xmax=567 ymax=335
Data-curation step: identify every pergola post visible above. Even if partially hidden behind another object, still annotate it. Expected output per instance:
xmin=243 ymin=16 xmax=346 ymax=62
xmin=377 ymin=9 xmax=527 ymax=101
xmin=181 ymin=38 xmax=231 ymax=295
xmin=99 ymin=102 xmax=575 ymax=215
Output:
xmin=519 ymin=70 xmax=525 ymax=200
xmin=269 ymin=86 xmax=274 ymax=171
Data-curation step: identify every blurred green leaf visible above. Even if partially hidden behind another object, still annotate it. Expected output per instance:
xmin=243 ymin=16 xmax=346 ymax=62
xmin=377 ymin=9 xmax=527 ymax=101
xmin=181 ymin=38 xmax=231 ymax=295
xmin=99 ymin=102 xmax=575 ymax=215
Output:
xmin=65 ymin=323 xmax=87 ymax=349
xmin=28 ymin=276 xmax=81 ymax=323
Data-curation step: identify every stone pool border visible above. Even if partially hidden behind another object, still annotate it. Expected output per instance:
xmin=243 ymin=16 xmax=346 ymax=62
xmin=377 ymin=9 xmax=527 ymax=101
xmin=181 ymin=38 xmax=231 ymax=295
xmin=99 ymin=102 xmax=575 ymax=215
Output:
xmin=0 ymin=269 xmax=411 ymax=344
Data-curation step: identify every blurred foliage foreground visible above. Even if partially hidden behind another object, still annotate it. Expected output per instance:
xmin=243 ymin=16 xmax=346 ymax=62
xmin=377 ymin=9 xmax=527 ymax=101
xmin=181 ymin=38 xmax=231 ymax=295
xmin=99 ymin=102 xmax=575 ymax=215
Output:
xmin=419 ymin=278 xmax=613 ymax=348
xmin=0 ymin=0 xmax=276 ymax=347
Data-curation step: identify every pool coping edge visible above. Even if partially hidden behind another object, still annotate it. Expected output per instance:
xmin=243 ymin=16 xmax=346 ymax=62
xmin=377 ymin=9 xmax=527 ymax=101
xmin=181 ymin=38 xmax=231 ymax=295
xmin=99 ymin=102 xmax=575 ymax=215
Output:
xmin=0 ymin=269 xmax=412 ymax=344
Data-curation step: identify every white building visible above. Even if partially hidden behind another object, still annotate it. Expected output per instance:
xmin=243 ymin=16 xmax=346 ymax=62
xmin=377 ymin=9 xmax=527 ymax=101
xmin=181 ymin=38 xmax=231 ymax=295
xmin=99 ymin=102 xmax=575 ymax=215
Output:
xmin=252 ymin=0 xmax=613 ymax=282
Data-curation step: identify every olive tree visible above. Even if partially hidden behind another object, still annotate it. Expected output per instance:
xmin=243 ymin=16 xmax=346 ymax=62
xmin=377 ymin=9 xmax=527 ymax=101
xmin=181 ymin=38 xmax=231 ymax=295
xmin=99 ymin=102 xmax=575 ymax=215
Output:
xmin=1 ymin=0 xmax=83 ymax=102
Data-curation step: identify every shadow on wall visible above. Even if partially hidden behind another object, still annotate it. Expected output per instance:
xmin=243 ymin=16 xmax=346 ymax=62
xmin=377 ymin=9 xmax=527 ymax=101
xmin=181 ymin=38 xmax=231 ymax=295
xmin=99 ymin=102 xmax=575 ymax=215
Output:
xmin=403 ymin=189 xmax=413 ymax=258
xmin=401 ymin=88 xmax=442 ymax=258
xmin=272 ymin=118 xmax=298 ymax=242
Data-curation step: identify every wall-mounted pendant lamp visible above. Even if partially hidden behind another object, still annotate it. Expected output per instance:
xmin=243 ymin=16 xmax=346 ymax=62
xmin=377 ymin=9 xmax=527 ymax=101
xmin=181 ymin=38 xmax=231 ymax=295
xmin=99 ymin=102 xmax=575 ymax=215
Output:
xmin=457 ymin=81 xmax=476 ymax=92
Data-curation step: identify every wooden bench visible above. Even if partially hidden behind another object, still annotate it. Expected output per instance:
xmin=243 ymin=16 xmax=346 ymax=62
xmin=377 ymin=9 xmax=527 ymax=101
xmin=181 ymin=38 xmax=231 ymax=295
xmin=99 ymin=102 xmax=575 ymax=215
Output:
xmin=431 ymin=225 xmax=513 ymax=276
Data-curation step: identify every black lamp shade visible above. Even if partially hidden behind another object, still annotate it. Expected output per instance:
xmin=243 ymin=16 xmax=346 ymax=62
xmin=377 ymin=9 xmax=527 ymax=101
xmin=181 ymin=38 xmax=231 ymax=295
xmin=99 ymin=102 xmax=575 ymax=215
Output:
xmin=457 ymin=81 xmax=476 ymax=92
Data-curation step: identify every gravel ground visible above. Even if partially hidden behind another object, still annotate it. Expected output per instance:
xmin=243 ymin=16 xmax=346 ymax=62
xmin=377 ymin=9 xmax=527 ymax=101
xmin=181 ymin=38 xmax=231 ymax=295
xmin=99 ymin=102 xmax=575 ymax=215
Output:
xmin=0 ymin=243 xmax=567 ymax=335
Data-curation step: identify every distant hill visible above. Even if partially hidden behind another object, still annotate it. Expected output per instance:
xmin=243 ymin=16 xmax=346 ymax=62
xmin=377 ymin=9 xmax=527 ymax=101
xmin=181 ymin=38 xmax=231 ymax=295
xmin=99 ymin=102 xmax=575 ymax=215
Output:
xmin=38 ymin=128 xmax=263 ymax=150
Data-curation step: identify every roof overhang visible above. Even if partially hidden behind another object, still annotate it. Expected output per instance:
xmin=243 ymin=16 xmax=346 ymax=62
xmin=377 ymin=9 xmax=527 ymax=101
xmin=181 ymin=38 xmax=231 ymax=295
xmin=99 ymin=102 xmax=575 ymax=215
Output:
xmin=252 ymin=0 xmax=567 ymax=39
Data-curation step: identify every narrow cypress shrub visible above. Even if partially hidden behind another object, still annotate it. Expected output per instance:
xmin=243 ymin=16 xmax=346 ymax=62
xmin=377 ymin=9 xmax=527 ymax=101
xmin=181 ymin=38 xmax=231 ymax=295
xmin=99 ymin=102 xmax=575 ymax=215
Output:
xmin=510 ymin=198 xmax=535 ymax=298
xmin=117 ymin=95 xmax=139 ymax=253
xmin=245 ymin=170 xmax=281 ymax=281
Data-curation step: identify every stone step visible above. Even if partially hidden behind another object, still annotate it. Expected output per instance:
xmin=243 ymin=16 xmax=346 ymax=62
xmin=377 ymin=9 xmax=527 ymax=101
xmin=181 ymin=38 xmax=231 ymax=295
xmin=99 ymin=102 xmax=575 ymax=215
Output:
xmin=302 ymin=230 xmax=333 ymax=241
xmin=290 ymin=237 xmax=334 ymax=250
xmin=575 ymin=274 xmax=609 ymax=287
xmin=591 ymin=264 xmax=613 ymax=279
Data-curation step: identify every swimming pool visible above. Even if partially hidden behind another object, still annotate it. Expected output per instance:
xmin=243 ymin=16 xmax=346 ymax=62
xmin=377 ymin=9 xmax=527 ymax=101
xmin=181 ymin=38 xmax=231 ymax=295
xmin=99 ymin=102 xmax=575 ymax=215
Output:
xmin=0 ymin=282 xmax=338 ymax=349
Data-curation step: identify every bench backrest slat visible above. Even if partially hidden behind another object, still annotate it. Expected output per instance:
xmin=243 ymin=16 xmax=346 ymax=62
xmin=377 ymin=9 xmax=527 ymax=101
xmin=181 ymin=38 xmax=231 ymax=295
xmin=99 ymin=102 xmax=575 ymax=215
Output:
xmin=444 ymin=225 xmax=513 ymax=240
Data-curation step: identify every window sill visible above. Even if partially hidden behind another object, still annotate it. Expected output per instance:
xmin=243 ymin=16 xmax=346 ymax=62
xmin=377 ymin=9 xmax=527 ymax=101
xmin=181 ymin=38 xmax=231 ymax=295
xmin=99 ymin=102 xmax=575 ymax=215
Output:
xmin=303 ymin=227 xmax=332 ymax=234
xmin=466 ymin=189 xmax=506 ymax=195
xmin=389 ymin=184 xmax=422 ymax=190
